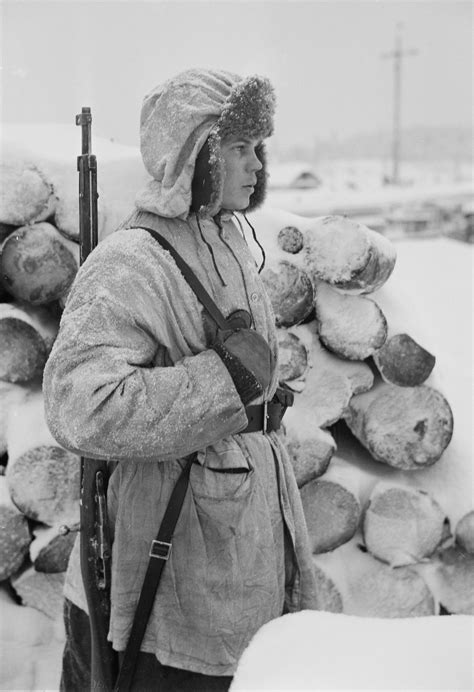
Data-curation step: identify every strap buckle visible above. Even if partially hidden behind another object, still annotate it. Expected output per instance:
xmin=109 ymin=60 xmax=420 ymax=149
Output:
xmin=263 ymin=400 xmax=269 ymax=433
xmin=149 ymin=540 xmax=172 ymax=560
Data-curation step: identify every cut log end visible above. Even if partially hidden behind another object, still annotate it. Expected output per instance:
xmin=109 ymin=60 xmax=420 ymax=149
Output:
xmin=312 ymin=561 xmax=344 ymax=613
xmin=373 ymin=333 xmax=436 ymax=386
xmin=6 ymin=445 xmax=80 ymax=526
xmin=10 ymin=567 xmax=65 ymax=621
xmin=455 ymin=511 xmax=474 ymax=554
xmin=432 ymin=546 xmax=474 ymax=615
xmin=285 ymin=428 xmax=335 ymax=487
xmin=0 ymin=505 xmax=31 ymax=580
xmin=345 ymin=552 xmax=436 ymax=617
xmin=31 ymin=526 xmax=78 ymax=573
xmin=0 ymin=161 xmax=56 ymax=226
xmin=276 ymin=330 xmax=308 ymax=383
xmin=300 ymin=478 xmax=361 ymax=553
xmin=315 ymin=283 xmax=388 ymax=360
xmin=277 ymin=226 xmax=304 ymax=254
xmin=304 ymin=216 xmax=396 ymax=293
xmin=261 ymin=260 xmax=314 ymax=327
xmin=0 ymin=316 xmax=47 ymax=382
xmin=345 ymin=383 xmax=454 ymax=470
xmin=363 ymin=485 xmax=448 ymax=566
xmin=0 ymin=477 xmax=32 ymax=580
xmin=0 ymin=222 xmax=78 ymax=305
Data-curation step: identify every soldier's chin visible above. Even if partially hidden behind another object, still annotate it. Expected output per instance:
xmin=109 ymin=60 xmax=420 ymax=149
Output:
xmin=236 ymin=191 xmax=252 ymax=210
xmin=223 ymin=196 xmax=251 ymax=212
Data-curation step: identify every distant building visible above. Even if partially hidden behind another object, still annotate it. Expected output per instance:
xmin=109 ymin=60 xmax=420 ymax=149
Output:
xmin=268 ymin=162 xmax=321 ymax=189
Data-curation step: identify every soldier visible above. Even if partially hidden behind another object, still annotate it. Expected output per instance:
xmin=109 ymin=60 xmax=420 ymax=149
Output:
xmin=44 ymin=68 xmax=317 ymax=691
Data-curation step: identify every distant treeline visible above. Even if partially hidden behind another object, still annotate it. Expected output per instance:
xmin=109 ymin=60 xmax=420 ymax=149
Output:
xmin=279 ymin=126 xmax=473 ymax=163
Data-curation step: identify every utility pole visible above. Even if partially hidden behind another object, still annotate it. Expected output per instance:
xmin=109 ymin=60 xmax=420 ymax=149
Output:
xmin=382 ymin=23 xmax=418 ymax=184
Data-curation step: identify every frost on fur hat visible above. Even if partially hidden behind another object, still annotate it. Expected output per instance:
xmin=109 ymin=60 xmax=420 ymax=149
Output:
xmin=135 ymin=68 xmax=275 ymax=220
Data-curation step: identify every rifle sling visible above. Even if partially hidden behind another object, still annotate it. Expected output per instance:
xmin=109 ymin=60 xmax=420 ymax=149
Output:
xmin=114 ymin=454 xmax=195 ymax=692
xmin=140 ymin=226 xmax=231 ymax=331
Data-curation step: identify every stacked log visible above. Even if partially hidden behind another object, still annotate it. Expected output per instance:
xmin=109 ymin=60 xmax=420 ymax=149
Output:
xmin=0 ymin=303 xmax=59 ymax=382
xmin=1 ymin=223 xmax=79 ymax=305
xmin=5 ymin=390 xmax=80 ymax=527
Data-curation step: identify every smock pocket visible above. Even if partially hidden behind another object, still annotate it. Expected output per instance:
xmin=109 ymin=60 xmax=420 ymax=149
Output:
xmin=193 ymin=438 xmax=253 ymax=501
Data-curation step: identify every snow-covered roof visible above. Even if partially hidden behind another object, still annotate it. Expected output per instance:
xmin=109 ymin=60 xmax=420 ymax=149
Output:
xmin=268 ymin=161 xmax=321 ymax=189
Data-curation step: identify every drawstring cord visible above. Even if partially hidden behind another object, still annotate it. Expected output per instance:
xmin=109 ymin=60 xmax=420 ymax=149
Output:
xmin=242 ymin=213 xmax=266 ymax=274
xmin=194 ymin=210 xmax=265 ymax=288
xmin=195 ymin=212 xmax=227 ymax=287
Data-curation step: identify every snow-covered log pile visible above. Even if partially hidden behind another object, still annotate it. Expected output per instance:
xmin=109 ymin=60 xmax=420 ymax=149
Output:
xmin=0 ymin=124 xmax=471 ymax=628
xmin=249 ymin=206 xmax=472 ymax=617
xmin=0 ymin=124 xmax=148 ymax=307
xmin=0 ymin=125 xmax=148 ymax=621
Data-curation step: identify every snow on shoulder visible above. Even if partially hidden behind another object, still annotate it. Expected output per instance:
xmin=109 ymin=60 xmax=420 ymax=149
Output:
xmin=230 ymin=610 xmax=473 ymax=691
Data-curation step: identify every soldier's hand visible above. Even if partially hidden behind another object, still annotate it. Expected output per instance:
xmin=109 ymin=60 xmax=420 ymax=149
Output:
xmin=215 ymin=328 xmax=274 ymax=393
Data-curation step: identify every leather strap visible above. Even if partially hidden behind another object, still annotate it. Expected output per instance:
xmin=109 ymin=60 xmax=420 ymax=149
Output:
xmin=243 ymin=387 xmax=295 ymax=434
xmin=113 ymin=455 xmax=195 ymax=692
xmin=243 ymin=402 xmax=282 ymax=433
xmin=140 ymin=226 xmax=230 ymax=331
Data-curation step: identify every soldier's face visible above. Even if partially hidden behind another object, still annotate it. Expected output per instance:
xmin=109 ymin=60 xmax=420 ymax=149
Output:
xmin=220 ymin=136 xmax=263 ymax=211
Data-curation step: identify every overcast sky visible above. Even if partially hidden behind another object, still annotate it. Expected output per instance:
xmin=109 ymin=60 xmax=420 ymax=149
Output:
xmin=1 ymin=0 xmax=472 ymax=150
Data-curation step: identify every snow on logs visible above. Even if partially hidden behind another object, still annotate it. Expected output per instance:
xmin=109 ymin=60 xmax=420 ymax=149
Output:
xmin=314 ymin=282 xmax=387 ymax=360
xmin=282 ymin=321 xmax=373 ymax=487
xmin=0 ymin=123 xmax=149 ymax=241
xmin=303 ymin=215 xmax=397 ymax=294
xmin=0 ymin=160 xmax=56 ymax=227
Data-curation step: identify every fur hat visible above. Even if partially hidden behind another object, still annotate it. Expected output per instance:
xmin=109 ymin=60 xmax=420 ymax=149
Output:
xmin=136 ymin=69 xmax=275 ymax=220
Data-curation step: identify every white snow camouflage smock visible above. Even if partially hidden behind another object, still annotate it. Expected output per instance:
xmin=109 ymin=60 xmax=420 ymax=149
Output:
xmin=43 ymin=69 xmax=318 ymax=676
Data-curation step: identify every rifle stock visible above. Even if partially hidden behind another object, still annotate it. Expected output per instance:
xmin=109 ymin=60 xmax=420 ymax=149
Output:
xmin=77 ymin=107 xmax=118 ymax=691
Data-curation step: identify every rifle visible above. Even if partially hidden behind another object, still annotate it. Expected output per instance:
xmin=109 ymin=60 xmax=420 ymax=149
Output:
xmin=76 ymin=107 xmax=118 ymax=691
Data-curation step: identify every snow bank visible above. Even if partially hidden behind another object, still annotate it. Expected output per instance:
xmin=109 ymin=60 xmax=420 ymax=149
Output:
xmin=0 ymin=585 xmax=63 ymax=691
xmin=231 ymin=610 xmax=473 ymax=690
